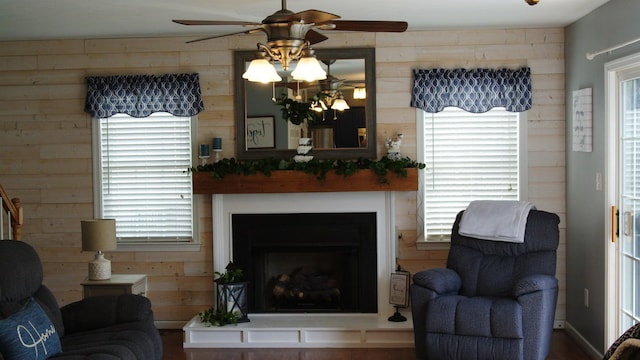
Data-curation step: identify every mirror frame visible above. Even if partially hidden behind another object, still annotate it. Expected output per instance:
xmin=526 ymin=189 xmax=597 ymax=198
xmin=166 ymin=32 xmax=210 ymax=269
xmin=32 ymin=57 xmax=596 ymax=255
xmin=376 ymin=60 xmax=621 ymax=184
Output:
xmin=234 ymin=47 xmax=377 ymax=160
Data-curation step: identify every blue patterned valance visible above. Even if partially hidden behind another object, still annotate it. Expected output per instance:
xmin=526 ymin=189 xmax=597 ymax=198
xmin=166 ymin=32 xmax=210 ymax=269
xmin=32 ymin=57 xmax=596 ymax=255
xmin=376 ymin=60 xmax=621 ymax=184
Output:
xmin=411 ymin=67 xmax=532 ymax=113
xmin=85 ymin=73 xmax=205 ymax=118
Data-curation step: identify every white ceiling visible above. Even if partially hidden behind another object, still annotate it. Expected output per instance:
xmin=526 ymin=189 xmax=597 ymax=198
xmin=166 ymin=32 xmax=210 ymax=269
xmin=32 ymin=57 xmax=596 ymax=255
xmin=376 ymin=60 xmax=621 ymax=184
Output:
xmin=0 ymin=0 xmax=610 ymax=42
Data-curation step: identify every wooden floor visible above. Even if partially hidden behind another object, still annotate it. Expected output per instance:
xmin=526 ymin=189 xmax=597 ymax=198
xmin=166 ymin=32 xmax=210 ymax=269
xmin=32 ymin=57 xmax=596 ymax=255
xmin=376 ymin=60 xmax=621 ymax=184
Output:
xmin=160 ymin=329 xmax=595 ymax=360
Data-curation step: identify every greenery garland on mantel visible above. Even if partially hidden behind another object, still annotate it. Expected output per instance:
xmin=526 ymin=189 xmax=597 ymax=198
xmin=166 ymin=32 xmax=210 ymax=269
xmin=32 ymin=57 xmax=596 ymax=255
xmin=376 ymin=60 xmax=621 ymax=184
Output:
xmin=190 ymin=156 xmax=426 ymax=184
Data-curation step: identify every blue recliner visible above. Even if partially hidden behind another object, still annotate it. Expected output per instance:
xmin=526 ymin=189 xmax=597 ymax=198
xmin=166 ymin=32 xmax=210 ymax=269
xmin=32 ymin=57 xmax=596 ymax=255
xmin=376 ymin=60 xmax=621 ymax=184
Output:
xmin=0 ymin=240 xmax=162 ymax=359
xmin=410 ymin=209 xmax=560 ymax=360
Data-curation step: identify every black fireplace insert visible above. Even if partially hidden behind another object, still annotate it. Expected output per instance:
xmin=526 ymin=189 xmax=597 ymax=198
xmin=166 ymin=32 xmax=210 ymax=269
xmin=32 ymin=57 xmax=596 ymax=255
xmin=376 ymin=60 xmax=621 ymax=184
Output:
xmin=232 ymin=212 xmax=377 ymax=313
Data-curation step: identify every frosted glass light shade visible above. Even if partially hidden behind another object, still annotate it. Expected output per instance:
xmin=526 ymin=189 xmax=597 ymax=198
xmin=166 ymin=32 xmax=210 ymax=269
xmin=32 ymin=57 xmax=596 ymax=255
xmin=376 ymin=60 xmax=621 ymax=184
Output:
xmin=353 ymin=87 xmax=367 ymax=99
xmin=331 ymin=97 xmax=350 ymax=111
xmin=243 ymin=59 xmax=282 ymax=83
xmin=292 ymin=56 xmax=327 ymax=82
xmin=312 ymin=100 xmax=327 ymax=112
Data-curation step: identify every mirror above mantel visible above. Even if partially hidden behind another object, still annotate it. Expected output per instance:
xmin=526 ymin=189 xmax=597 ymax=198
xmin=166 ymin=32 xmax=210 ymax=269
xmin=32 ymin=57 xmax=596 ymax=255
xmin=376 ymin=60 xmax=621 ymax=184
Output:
xmin=234 ymin=47 xmax=377 ymax=160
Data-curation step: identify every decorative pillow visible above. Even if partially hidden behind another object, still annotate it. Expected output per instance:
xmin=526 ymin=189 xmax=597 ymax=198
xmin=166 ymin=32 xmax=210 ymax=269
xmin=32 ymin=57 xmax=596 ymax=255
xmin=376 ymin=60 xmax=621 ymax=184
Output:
xmin=0 ymin=298 xmax=61 ymax=360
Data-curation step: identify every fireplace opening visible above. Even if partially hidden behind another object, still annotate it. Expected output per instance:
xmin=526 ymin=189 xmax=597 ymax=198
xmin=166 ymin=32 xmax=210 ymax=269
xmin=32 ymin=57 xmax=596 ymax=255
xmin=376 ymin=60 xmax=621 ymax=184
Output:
xmin=232 ymin=212 xmax=377 ymax=313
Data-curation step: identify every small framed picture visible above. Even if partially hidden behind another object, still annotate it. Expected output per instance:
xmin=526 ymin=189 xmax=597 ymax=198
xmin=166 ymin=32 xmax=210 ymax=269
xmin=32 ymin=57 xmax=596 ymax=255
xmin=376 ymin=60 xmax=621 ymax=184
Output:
xmin=572 ymin=87 xmax=592 ymax=152
xmin=246 ymin=116 xmax=275 ymax=149
xmin=389 ymin=271 xmax=410 ymax=307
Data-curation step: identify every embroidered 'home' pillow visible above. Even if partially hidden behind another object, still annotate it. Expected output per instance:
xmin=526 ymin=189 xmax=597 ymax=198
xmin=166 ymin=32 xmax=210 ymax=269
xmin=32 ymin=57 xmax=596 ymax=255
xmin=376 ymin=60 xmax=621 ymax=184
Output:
xmin=0 ymin=298 xmax=61 ymax=360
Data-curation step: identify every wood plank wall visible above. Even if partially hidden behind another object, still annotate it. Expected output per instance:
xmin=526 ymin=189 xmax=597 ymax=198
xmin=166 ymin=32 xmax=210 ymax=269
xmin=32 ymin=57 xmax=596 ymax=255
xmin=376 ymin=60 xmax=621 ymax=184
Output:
xmin=0 ymin=28 xmax=566 ymax=326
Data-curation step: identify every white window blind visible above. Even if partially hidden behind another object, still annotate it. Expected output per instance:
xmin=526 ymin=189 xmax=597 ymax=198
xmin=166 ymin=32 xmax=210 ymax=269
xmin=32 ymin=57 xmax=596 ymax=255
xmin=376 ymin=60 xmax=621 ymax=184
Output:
xmin=97 ymin=113 xmax=194 ymax=244
xmin=420 ymin=107 xmax=521 ymax=241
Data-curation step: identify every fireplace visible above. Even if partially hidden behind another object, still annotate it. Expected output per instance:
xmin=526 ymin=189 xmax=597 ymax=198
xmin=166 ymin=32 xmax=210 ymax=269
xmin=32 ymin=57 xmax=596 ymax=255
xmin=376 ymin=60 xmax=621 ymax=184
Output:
xmin=232 ymin=212 xmax=378 ymax=313
xmin=212 ymin=191 xmax=397 ymax=316
xmin=183 ymin=191 xmax=414 ymax=349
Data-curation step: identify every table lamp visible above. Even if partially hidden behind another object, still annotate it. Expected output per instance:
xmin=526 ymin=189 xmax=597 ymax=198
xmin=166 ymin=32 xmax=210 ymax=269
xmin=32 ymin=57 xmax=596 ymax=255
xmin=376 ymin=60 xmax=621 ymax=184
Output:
xmin=81 ymin=219 xmax=117 ymax=280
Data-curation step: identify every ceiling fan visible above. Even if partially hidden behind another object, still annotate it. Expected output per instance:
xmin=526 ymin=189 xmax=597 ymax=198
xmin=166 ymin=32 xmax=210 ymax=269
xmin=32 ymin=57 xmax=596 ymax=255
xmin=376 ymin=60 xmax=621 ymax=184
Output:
xmin=173 ymin=0 xmax=407 ymax=82
xmin=173 ymin=0 xmax=408 ymax=45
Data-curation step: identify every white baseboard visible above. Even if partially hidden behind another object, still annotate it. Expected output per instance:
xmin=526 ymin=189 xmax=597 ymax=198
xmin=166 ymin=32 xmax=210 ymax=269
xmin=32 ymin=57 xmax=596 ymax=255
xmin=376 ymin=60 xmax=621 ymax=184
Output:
xmin=564 ymin=321 xmax=603 ymax=360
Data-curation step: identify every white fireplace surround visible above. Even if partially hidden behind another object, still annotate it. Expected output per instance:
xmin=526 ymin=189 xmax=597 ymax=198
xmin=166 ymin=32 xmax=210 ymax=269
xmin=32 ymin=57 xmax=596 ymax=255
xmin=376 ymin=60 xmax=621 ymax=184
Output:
xmin=182 ymin=191 xmax=413 ymax=349
xmin=212 ymin=191 xmax=398 ymax=314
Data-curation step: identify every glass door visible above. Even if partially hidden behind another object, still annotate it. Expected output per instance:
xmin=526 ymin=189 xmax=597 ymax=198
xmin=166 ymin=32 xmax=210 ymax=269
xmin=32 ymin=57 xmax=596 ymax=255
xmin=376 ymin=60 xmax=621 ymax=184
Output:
xmin=619 ymin=74 xmax=640 ymax=332
xmin=606 ymin=53 xmax=640 ymax=346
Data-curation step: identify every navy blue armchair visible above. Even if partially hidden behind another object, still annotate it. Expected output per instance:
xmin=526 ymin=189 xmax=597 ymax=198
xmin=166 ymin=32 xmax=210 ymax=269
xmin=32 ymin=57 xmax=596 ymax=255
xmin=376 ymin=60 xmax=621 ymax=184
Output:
xmin=410 ymin=209 xmax=560 ymax=360
xmin=0 ymin=240 xmax=162 ymax=359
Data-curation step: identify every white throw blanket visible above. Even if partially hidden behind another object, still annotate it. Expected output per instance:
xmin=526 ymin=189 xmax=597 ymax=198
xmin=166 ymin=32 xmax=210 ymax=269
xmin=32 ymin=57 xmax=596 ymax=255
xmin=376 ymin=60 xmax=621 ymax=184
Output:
xmin=458 ymin=200 xmax=536 ymax=243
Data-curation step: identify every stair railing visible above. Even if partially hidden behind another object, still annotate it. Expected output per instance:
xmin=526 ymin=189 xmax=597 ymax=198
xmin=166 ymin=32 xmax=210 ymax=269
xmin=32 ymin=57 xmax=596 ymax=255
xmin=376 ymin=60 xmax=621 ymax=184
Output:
xmin=0 ymin=183 xmax=22 ymax=240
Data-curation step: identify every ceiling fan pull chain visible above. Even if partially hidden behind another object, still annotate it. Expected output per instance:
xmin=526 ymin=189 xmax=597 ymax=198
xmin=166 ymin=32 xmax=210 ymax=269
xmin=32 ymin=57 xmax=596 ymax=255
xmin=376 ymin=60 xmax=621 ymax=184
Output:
xmin=272 ymin=82 xmax=276 ymax=102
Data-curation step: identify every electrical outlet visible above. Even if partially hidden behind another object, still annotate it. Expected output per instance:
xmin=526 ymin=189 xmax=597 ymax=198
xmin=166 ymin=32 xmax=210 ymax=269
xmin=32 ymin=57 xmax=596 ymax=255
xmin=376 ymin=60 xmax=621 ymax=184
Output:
xmin=596 ymin=172 xmax=603 ymax=191
xmin=584 ymin=288 xmax=590 ymax=308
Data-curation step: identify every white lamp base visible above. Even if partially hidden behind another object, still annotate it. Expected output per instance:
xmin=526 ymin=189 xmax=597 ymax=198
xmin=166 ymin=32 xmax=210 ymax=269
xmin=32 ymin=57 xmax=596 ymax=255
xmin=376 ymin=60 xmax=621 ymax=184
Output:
xmin=88 ymin=252 xmax=111 ymax=280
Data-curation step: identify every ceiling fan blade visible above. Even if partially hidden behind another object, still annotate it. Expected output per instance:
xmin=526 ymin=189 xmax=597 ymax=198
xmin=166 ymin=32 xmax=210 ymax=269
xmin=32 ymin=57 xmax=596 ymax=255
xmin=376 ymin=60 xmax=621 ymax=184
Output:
xmin=305 ymin=29 xmax=329 ymax=45
xmin=327 ymin=20 xmax=408 ymax=32
xmin=185 ymin=28 xmax=264 ymax=43
xmin=289 ymin=9 xmax=340 ymax=24
xmin=277 ymin=81 xmax=318 ymax=90
xmin=173 ymin=20 xmax=261 ymax=26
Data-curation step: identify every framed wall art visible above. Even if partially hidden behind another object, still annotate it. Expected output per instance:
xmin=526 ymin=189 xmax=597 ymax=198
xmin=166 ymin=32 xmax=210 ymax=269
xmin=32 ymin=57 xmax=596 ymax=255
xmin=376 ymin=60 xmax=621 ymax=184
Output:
xmin=246 ymin=116 xmax=275 ymax=149
xmin=572 ymin=87 xmax=593 ymax=152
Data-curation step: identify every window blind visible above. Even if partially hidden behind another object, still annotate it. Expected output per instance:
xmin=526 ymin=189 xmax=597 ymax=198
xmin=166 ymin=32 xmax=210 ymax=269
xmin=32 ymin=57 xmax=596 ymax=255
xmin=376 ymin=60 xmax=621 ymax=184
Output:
xmin=98 ymin=113 xmax=194 ymax=243
xmin=422 ymin=107 xmax=519 ymax=240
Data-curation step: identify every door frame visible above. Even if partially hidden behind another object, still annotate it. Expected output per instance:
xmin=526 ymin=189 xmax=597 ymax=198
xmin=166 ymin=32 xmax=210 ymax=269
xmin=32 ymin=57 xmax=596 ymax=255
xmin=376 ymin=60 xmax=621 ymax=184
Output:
xmin=605 ymin=51 xmax=640 ymax=347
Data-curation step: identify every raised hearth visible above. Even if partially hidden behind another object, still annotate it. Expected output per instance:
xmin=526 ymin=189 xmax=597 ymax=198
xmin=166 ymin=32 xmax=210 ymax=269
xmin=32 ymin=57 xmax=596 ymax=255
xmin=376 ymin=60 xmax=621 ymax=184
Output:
xmin=183 ymin=313 xmax=413 ymax=348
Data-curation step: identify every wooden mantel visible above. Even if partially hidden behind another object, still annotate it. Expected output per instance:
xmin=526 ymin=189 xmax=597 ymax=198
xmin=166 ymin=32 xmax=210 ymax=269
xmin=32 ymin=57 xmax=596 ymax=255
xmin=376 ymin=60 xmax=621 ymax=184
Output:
xmin=192 ymin=168 xmax=418 ymax=194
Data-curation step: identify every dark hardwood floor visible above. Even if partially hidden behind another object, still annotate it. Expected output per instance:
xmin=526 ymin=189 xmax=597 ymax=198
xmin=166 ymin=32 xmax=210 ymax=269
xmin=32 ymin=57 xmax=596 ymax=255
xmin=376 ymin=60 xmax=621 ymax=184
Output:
xmin=160 ymin=329 xmax=595 ymax=360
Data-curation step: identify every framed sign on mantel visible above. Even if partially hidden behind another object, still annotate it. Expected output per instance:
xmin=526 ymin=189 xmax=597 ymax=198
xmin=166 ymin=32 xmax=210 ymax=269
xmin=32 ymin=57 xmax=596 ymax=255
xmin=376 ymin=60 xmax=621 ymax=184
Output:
xmin=246 ymin=116 xmax=275 ymax=149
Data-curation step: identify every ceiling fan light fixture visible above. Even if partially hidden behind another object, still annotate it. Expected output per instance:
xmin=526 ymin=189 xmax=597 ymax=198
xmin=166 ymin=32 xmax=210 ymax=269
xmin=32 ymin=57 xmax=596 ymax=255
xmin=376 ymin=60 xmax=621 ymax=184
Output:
xmin=291 ymin=48 xmax=327 ymax=82
xmin=524 ymin=0 xmax=539 ymax=5
xmin=243 ymin=52 xmax=282 ymax=83
xmin=331 ymin=93 xmax=350 ymax=111
xmin=312 ymin=99 xmax=328 ymax=112
xmin=353 ymin=87 xmax=366 ymax=99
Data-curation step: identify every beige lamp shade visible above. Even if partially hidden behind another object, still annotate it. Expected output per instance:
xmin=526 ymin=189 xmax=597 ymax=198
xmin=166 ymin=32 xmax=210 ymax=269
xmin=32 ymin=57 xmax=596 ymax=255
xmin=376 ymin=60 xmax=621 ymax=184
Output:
xmin=81 ymin=219 xmax=117 ymax=252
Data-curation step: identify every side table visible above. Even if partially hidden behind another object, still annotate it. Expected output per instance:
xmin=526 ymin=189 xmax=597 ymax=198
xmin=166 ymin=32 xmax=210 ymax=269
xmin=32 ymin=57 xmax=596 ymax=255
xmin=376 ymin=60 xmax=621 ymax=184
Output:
xmin=81 ymin=274 xmax=147 ymax=298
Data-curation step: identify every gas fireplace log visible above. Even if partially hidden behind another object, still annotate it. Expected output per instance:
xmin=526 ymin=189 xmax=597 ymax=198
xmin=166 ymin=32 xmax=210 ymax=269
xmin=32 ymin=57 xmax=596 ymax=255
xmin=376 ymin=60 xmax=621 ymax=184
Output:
xmin=270 ymin=271 xmax=341 ymax=303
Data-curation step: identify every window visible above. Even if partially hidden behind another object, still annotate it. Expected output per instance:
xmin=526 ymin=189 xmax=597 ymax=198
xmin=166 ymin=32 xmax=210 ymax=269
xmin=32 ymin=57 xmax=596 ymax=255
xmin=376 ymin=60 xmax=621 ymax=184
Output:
xmin=93 ymin=112 xmax=198 ymax=249
xmin=417 ymin=107 xmax=527 ymax=244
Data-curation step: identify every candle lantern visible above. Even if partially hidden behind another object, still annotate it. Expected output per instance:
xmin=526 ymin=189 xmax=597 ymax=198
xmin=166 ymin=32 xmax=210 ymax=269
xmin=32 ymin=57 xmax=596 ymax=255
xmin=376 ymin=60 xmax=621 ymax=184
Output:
xmin=212 ymin=137 xmax=222 ymax=150
xmin=215 ymin=281 xmax=249 ymax=323
xmin=214 ymin=261 xmax=249 ymax=323
xmin=198 ymin=144 xmax=210 ymax=166
xmin=212 ymin=137 xmax=223 ymax=162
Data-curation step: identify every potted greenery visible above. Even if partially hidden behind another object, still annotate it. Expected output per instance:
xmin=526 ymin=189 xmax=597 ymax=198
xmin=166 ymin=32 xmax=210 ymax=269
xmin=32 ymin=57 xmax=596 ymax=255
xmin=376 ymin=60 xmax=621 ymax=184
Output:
xmin=275 ymin=93 xmax=328 ymax=126
xmin=198 ymin=262 xmax=249 ymax=326
xmin=276 ymin=96 xmax=314 ymax=126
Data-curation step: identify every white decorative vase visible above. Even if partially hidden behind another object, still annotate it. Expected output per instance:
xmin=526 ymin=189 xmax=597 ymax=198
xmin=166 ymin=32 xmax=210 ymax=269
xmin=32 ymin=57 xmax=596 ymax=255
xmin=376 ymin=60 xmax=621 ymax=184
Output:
xmin=294 ymin=138 xmax=313 ymax=162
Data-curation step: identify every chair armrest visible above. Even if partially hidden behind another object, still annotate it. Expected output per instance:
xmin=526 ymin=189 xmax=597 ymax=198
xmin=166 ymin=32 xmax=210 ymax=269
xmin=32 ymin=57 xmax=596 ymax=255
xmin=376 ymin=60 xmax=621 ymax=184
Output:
xmin=61 ymin=294 xmax=152 ymax=334
xmin=412 ymin=268 xmax=462 ymax=295
xmin=513 ymin=274 xmax=558 ymax=298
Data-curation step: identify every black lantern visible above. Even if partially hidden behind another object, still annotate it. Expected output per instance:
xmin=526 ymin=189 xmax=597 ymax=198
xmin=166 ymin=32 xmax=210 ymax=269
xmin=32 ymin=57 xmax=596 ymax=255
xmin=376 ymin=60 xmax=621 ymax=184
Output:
xmin=215 ymin=262 xmax=250 ymax=323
